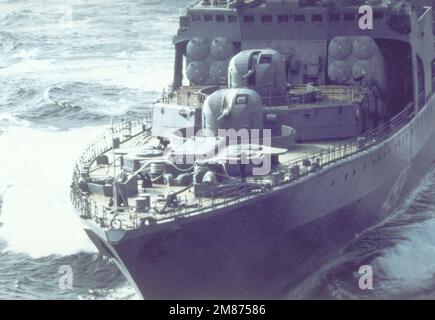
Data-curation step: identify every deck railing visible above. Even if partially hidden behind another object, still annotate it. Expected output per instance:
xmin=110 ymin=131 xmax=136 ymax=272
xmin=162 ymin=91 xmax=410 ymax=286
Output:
xmin=159 ymin=84 xmax=368 ymax=108
xmin=70 ymin=114 xmax=152 ymax=223
xmin=274 ymin=101 xmax=415 ymax=178
xmin=155 ymin=102 xmax=415 ymax=222
xmin=71 ymin=100 xmax=416 ymax=229
xmin=281 ymin=84 xmax=368 ymax=106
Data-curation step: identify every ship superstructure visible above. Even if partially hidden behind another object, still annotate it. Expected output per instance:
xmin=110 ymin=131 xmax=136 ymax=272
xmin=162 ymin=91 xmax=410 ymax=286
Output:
xmin=71 ymin=0 xmax=435 ymax=299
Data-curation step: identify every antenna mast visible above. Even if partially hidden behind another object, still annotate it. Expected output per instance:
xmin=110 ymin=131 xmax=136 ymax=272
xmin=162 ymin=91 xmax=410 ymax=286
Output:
xmin=111 ymin=119 xmax=118 ymax=214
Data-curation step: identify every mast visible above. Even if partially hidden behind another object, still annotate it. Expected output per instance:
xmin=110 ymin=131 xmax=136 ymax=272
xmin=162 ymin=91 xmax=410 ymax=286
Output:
xmin=111 ymin=119 xmax=118 ymax=214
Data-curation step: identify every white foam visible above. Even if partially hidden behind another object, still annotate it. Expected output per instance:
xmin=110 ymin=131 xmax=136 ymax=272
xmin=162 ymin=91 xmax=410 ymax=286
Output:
xmin=374 ymin=219 xmax=435 ymax=282
xmin=0 ymin=126 xmax=108 ymax=258
xmin=2 ymin=58 xmax=52 ymax=76
xmin=286 ymin=169 xmax=435 ymax=298
xmin=78 ymin=284 xmax=139 ymax=300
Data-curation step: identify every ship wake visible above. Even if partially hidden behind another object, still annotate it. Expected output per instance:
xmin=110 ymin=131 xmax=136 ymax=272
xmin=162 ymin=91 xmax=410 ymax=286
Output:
xmin=286 ymin=167 xmax=435 ymax=299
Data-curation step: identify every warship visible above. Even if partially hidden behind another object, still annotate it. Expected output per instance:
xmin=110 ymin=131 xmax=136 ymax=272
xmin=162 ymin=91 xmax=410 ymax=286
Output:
xmin=70 ymin=0 xmax=435 ymax=299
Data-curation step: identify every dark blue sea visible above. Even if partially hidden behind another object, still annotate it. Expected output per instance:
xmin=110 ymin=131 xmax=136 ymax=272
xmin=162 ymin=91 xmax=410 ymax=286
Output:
xmin=1 ymin=0 xmax=435 ymax=299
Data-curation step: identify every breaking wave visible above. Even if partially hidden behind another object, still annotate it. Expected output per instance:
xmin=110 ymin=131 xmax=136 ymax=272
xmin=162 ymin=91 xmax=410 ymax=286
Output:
xmin=287 ymin=168 xmax=435 ymax=299
xmin=0 ymin=127 xmax=102 ymax=258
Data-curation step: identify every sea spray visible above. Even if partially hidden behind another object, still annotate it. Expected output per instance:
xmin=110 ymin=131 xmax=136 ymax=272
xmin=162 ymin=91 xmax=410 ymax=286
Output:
xmin=0 ymin=126 xmax=103 ymax=257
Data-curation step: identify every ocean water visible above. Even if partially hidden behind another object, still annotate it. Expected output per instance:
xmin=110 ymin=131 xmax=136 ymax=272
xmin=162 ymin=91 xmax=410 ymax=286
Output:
xmin=0 ymin=0 xmax=185 ymax=300
xmin=1 ymin=0 xmax=435 ymax=300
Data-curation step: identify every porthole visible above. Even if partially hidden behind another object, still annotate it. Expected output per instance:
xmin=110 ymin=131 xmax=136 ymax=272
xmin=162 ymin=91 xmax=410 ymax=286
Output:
xmin=277 ymin=14 xmax=289 ymax=23
xmin=344 ymin=13 xmax=355 ymax=21
xmin=329 ymin=13 xmax=340 ymax=22
xmin=228 ymin=15 xmax=237 ymax=23
xmin=261 ymin=15 xmax=273 ymax=23
xmin=294 ymin=14 xmax=306 ymax=22
xmin=243 ymin=15 xmax=255 ymax=23
xmin=191 ymin=14 xmax=201 ymax=21
xmin=312 ymin=14 xmax=323 ymax=22
xmin=216 ymin=15 xmax=225 ymax=22
xmin=373 ymin=12 xmax=384 ymax=20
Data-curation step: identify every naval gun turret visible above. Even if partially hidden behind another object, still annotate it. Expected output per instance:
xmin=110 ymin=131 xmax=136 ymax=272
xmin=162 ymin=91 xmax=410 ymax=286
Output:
xmin=228 ymin=49 xmax=288 ymax=105
xmin=202 ymin=88 xmax=263 ymax=134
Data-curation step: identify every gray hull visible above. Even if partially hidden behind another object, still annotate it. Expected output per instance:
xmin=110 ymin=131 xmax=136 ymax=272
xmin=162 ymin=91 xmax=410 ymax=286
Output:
xmin=85 ymin=97 xmax=435 ymax=299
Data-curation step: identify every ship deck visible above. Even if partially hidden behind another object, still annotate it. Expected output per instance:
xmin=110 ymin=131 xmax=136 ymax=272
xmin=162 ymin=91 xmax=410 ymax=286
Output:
xmin=84 ymin=132 xmax=351 ymax=230
xmin=70 ymin=100 xmax=415 ymax=232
